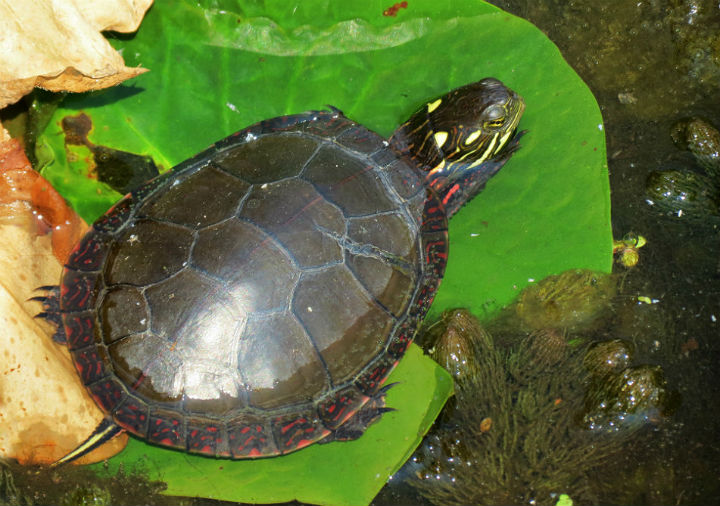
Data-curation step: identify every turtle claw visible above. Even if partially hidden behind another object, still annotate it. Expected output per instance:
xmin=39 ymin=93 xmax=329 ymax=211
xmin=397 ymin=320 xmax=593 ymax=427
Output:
xmin=30 ymin=285 xmax=67 ymax=344
xmin=35 ymin=285 xmax=61 ymax=292
xmin=325 ymin=105 xmax=345 ymax=117
xmin=378 ymin=381 xmax=400 ymax=394
xmin=34 ymin=311 xmax=62 ymax=327
xmin=29 ymin=286 xmax=60 ymax=306
xmin=29 ymin=294 xmax=55 ymax=306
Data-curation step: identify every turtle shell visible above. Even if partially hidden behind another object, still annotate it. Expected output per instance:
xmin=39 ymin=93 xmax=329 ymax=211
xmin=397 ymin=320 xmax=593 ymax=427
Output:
xmin=59 ymin=110 xmax=449 ymax=458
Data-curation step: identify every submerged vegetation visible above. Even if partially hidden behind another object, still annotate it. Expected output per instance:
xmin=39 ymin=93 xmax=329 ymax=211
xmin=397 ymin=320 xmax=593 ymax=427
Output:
xmin=405 ymin=270 xmax=679 ymax=506
xmin=0 ymin=459 xmax=179 ymax=506
xmin=646 ymin=117 xmax=720 ymax=224
xmin=513 ymin=269 xmax=617 ymax=332
xmin=407 ymin=311 xmax=616 ymax=505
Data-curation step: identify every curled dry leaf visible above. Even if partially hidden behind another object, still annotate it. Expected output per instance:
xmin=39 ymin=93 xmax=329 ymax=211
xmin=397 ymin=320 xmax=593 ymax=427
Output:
xmin=0 ymin=123 xmax=127 ymax=465
xmin=0 ymin=0 xmax=153 ymax=108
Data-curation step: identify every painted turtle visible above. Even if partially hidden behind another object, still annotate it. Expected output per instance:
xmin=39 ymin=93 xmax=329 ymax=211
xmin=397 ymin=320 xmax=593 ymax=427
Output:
xmin=40 ymin=78 xmax=524 ymax=462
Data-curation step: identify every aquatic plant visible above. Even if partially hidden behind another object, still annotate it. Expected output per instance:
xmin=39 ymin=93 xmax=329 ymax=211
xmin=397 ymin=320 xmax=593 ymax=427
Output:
xmin=646 ymin=117 xmax=720 ymax=224
xmin=612 ymin=233 xmax=647 ymax=268
xmin=645 ymin=169 xmax=720 ymax=223
xmin=0 ymin=461 xmax=30 ymax=506
xmin=671 ymin=117 xmax=720 ymax=179
xmin=406 ymin=310 xmax=632 ymax=506
xmin=582 ymin=338 xmax=634 ymax=378
xmin=514 ymin=269 xmax=617 ymax=332
xmin=423 ymin=308 xmax=491 ymax=381
xmin=0 ymin=458 xmax=178 ymax=506
xmin=60 ymin=484 xmax=111 ymax=506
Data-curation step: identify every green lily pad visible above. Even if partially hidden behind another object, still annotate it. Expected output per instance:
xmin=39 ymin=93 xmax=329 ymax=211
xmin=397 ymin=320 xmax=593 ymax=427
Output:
xmin=37 ymin=0 xmax=612 ymax=505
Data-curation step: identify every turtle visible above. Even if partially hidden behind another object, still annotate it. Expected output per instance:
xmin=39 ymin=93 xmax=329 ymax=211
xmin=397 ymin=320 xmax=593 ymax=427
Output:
xmin=37 ymin=78 xmax=525 ymax=463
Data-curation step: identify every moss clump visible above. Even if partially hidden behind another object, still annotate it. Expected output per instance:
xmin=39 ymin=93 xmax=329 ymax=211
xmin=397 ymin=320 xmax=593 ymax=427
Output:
xmin=514 ymin=269 xmax=617 ymax=332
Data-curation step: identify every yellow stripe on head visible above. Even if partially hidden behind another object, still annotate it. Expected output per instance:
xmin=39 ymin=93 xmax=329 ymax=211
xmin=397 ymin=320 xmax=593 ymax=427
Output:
xmin=464 ymin=129 xmax=482 ymax=145
xmin=434 ymin=131 xmax=449 ymax=148
xmin=497 ymin=128 xmax=515 ymax=151
xmin=467 ymin=133 xmax=499 ymax=169
xmin=427 ymin=98 xmax=442 ymax=113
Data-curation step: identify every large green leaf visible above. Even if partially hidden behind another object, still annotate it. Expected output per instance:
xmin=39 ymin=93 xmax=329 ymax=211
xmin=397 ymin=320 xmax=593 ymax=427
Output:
xmin=38 ymin=0 xmax=612 ymax=504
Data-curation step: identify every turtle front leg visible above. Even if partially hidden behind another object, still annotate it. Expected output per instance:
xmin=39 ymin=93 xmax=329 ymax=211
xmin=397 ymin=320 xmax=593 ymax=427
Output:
xmin=322 ymin=383 xmax=396 ymax=442
xmin=30 ymin=285 xmax=67 ymax=344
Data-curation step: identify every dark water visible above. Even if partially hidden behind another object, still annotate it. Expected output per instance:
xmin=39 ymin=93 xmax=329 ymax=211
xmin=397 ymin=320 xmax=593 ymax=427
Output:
xmin=378 ymin=2 xmax=720 ymax=505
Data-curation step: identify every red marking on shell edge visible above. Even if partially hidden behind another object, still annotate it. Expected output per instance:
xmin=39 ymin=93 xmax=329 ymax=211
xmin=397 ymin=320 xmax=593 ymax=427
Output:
xmin=249 ymin=448 xmax=261 ymax=457
xmin=281 ymin=418 xmax=306 ymax=435
xmin=294 ymin=439 xmax=313 ymax=450
xmin=160 ymin=438 xmax=173 ymax=445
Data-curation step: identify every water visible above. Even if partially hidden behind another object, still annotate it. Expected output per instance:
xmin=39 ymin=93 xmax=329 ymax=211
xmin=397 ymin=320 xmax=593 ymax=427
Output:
xmin=379 ymin=2 xmax=720 ymax=504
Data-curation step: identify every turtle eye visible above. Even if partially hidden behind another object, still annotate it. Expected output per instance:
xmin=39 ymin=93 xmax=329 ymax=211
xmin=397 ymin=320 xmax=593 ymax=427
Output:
xmin=482 ymin=104 xmax=506 ymax=129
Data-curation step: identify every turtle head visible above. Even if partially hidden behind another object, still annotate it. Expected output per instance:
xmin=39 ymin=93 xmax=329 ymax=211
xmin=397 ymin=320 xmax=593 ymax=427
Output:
xmin=390 ymin=78 xmax=525 ymax=217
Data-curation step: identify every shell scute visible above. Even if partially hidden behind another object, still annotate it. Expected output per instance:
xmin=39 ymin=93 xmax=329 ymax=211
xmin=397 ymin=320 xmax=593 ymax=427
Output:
xmin=113 ymin=398 xmax=149 ymax=436
xmin=93 ymin=196 xmax=134 ymax=233
xmin=60 ymin=270 xmax=101 ymax=312
xmin=62 ymin=312 xmax=96 ymax=350
xmin=187 ymin=419 xmax=229 ymax=457
xmin=272 ymin=412 xmax=330 ymax=455
xmin=87 ymin=377 xmax=127 ymax=413
xmin=65 ymin=230 xmax=112 ymax=272
xmin=70 ymin=346 xmax=109 ymax=384
xmin=227 ymin=417 xmax=277 ymax=458
xmin=147 ymin=410 xmax=185 ymax=450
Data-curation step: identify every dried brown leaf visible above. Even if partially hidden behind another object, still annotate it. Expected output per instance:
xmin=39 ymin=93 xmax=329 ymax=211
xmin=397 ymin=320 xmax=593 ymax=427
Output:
xmin=0 ymin=0 xmax=153 ymax=108
xmin=0 ymin=124 xmax=127 ymax=464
